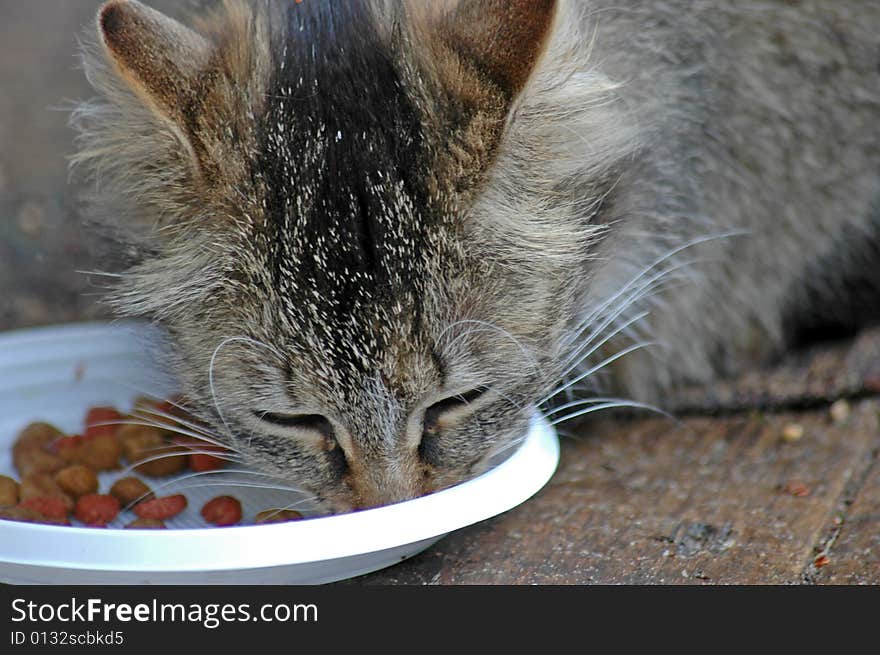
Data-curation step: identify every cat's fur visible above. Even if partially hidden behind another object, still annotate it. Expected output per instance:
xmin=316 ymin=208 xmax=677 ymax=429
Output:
xmin=71 ymin=0 xmax=880 ymax=511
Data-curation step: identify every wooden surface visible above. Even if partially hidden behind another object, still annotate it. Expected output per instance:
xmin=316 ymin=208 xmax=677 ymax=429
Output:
xmin=1 ymin=0 xmax=878 ymax=585
xmin=352 ymin=405 xmax=879 ymax=584
xmin=352 ymin=333 xmax=880 ymax=584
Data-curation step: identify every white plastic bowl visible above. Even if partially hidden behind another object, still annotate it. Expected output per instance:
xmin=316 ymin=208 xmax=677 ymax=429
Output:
xmin=0 ymin=322 xmax=559 ymax=584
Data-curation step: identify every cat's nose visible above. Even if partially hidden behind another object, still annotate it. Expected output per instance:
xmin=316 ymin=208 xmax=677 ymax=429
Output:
xmin=345 ymin=465 xmax=424 ymax=510
xmin=348 ymin=482 xmax=422 ymax=511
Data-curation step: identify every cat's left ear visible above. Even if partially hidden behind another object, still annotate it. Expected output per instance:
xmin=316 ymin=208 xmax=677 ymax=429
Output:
xmin=98 ymin=0 xmax=213 ymax=128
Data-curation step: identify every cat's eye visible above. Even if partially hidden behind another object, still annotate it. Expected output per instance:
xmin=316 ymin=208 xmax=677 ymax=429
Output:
xmin=422 ymin=387 xmax=488 ymax=437
xmin=419 ymin=387 xmax=487 ymax=466
xmin=255 ymin=411 xmax=347 ymax=476
xmin=254 ymin=412 xmax=334 ymax=436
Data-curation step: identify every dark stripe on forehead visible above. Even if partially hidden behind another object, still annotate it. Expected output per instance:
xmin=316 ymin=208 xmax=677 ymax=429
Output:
xmin=255 ymin=0 xmax=432 ymax=372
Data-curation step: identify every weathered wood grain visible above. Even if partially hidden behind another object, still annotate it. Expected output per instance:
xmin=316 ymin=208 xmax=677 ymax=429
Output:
xmin=811 ymin=403 xmax=880 ymax=585
xmin=353 ymin=400 xmax=880 ymax=584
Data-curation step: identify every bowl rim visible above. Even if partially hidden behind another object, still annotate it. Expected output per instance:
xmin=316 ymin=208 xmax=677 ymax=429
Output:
xmin=0 ymin=321 xmax=560 ymax=573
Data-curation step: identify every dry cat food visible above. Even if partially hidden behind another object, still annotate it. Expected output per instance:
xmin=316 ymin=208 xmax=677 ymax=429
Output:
xmin=0 ymin=475 xmax=18 ymax=506
xmin=55 ymin=464 xmax=100 ymax=498
xmin=109 ymin=476 xmax=154 ymax=507
xmin=19 ymin=496 xmax=69 ymax=520
xmin=201 ymin=495 xmax=243 ymax=526
xmin=74 ymin=494 xmax=121 ymax=527
xmin=1 ymin=399 xmax=311 ymax=529
xmin=133 ymin=494 xmax=188 ymax=521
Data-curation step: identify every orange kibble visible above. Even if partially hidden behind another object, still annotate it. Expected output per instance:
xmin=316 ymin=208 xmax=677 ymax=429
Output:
xmin=134 ymin=494 xmax=188 ymax=520
xmin=84 ymin=406 xmax=124 ymax=439
xmin=19 ymin=496 xmax=69 ymax=520
xmin=74 ymin=494 xmax=120 ymax=527
xmin=201 ymin=495 xmax=242 ymax=526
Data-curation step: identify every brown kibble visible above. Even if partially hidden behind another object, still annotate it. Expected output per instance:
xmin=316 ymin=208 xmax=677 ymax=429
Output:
xmin=19 ymin=473 xmax=74 ymax=513
xmin=19 ymin=496 xmax=69 ymax=520
xmin=118 ymin=424 xmax=187 ymax=477
xmin=254 ymin=509 xmax=305 ymax=524
xmin=782 ymin=481 xmax=811 ymax=497
xmin=109 ymin=476 xmax=153 ymax=507
xmin=781 ymin=423 xmax=804 ymax=442
xmin=54 ymin=465 xmax=100 ymax=498
xmin=80 ymin=433 xmax=122 ymax=471
xmin=14 ymin=448 xmax=67 ymax=478
xmin=0 ymin=505 xmax=69 ymax=526
xmin=125 ymin=518 xmax=166 ymax=529
xmin=118 ymin=422 xmax=164 ymax=451
xmin=60 ymin=433 xmax=122 ymax=471
xmin=829 ymin=399 xmax=850 ymax=424
xmin=14 ymin=421 xmax=64 ymax=454
xmin=13 ymin=422 xmax=67 ymax=477
xmin=814 ymin=554 xmax=830 ymax=568
xmin=0 ymin=475 xmax=19 ymax=506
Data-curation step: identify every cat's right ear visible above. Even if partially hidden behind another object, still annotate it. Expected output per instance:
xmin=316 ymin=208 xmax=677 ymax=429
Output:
xmin=97 ymin=0 xmax=211 ymax=140
xmin=430 ymin=0 xmax=558 ymax=101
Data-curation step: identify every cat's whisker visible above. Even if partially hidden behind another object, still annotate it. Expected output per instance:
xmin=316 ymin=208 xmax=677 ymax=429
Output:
xmin=95 ymin=418 xmax=239 ymax=455
xmin=550 ymin=262 xmax=707 ymax=402
xmin=560 ymin=255 xmax=708 ymax=366
xmin=556 ymin=272 xmax=686 ymax=383
xmin=558 ymin=309 xmax=650 ymax=379
xmin=541 ymin=340 xmax=659 ymax=405
xmin=74 ymin=269 xmax=127 ymax=278
xmin=108 ymin=380 xmax=231 ymax=441
xmin=165 ymin=479 xmax=314 ymax=496
xmin=253 ymin=497 xmax=318 ymax=522
xmin=130 ymin=407 xmax=233 ymax=449
xmin=550 ymin=400 xmax=675 ymax=426
xmin=130 ymin=443 xmax=243 ymax=464
xmin=114 ymin=467 xmax=281 ymax=510
xmin=207 ymin=336 xmax=252 ymax=444
xmin=115 ymin=449 xmax=237 ymax=477
xmin=118 ymin=468 xmax=311 ymax=510
xmin=542 ymin=396 xmax=640 ymax=416
xmin=475 ymin=435 xmax=529 ymax=473
xmin=565 ymin=231 xmax=748 ymax=347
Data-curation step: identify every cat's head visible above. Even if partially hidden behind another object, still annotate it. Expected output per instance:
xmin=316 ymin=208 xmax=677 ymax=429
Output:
xmin=74 ymin=0 xmax=632 ymax=512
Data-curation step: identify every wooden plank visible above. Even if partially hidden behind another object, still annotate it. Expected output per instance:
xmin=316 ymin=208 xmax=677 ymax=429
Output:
xmin=353 ymin=400 xmax=880 ymax=584
xmin=812 ymin=402 xmax=880 ymax=584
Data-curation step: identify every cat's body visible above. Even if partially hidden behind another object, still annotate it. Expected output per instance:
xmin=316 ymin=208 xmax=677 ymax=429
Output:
xmin=579 ymin=0 xmax=880 ymax=399
xmin=73 ymin=0 xmax=880 ymax=512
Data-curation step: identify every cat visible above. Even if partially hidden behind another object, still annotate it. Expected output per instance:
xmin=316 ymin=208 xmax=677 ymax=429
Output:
xmin=71 ymin=0 xmax=880 ymax=512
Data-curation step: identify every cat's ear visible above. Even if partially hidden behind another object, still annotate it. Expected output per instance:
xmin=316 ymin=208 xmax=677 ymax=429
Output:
xmin=435 ymin=0 xmax=558 ymax=100
xmin=97 ymin=0 xmax=212 ymax=129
